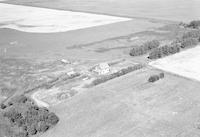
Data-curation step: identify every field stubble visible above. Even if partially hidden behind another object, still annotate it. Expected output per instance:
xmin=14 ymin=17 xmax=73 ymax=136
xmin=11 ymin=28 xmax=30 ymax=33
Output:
xmin=41 ymin=68 xmax=200 ymax=137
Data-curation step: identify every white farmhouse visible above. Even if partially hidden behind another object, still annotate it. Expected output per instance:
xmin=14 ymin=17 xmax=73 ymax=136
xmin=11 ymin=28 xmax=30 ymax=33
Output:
xmin=94 ymin=63 xmax=110 ymax=75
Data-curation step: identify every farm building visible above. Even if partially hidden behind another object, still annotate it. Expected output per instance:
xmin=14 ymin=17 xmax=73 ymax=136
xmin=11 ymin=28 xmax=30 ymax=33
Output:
xmin=93 ymin=63 xmax=110 ymax=75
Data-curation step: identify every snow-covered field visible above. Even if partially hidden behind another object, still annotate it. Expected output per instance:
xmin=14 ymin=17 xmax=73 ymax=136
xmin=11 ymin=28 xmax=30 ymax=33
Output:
xmin=150 ymin=46 xmax=200 ymax=81
xmin=0 ymin=3 xmax=131 ymax=33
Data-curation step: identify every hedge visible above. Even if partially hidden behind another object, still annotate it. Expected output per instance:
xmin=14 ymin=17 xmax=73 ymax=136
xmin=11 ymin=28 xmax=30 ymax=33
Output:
xmin=130 ymin=40 xmax=160 ymax=56
xmin=148 ymin=73 xmax=165 ymax=83
xmin=187 ymin=20 xmax=200 ymax=29
xmin=180 ymin=38 xmax=199 ymax=48
xmin=148 ymin=45 xmax=180 ymax=59
xmin=92 ymin=64 xmax=143 ymax=86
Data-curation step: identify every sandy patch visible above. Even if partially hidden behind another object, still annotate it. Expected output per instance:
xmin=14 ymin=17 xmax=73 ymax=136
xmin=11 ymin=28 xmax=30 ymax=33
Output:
xmin=0 ymin=3 xmax=131 ymax=33
xmin=150 ymin=46 xmax=200 ymax=81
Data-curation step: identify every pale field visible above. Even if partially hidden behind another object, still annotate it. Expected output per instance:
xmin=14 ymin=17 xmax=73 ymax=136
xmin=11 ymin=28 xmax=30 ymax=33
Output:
xmin=4 ymin=0 xmax=200 ymax=22
xmin=150 ymin=46 xmax=200 ymax=82
xmin=0 ymin=19 xmax=164 ymax=62
xmin=40 ymin=68 xmax=200 ymax=137
xmin=0 ymin=3 xmax=131 ymax=33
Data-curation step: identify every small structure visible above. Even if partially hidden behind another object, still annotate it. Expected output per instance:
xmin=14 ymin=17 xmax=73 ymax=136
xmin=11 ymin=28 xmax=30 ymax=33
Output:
xmin=60 ymin=59 xmax=70 ymax=64
xmin=93 ymin=63 xmax=110 ymax=75
xmin=67 ymin=70 xmax=76 ymax=76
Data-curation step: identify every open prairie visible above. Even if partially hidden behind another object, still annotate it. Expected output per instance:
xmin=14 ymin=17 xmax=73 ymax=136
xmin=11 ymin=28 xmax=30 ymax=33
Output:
xmin=150 ymin=46 xmax=200 ymax=82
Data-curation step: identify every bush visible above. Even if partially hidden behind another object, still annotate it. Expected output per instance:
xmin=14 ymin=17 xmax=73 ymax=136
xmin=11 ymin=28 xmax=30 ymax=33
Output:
xmin=148 ymin=45 xmax=180 ymax=59
xmin=0 ymin=103 xmax=7 ymax=109
xmin=2 ymin=97 xmax=59 ymax=137
xmin=148 ymin=73 xmax=165 ymax=83
xmin=148 ymin=75 xmax=160 ymax=83
xmin=180 ymin=38 xmax=199 ymax=48
xmin=37 ymin=121 xmax=49 ymax=132
xmin=129 ymin=46 xmax=146 ymax=56
xmin=144 ymin=40 xmax=160 ymax=50
xmin=7 ymin=101 xmax=13 ymax=106
xmin=27 ymin=125 xmax=37 ymax=135
xmin=187 ymin=20 xmax=200 ymax=29
xmin=130 ymin=40 xmax=160 ymax=56
xmin=159 ymin=73 xmax=165 ymax=79
xmin=3 ymin=109 xmax=22 ymax=123
xmin=182 ymin=30 xmax=200 ymax=39
xmin=146 ymin=20 xmax=200 ymax=65
xmin=46 ymin=112 xmax=59 ymax=125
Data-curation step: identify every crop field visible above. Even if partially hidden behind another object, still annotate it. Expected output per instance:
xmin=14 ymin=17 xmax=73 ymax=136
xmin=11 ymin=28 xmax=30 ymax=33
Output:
xmin=0 ymin=1 xmax=166 ymax=62
xmin=0 ymin=15 xmax=165 ymax=62
xmin=3 ymin=0 xmax=200 ymax=22
xmin=40 ymin=68 xmax=200 ymax=137
xmin=0 ymin=3 xmax=131 ymax=33
xmin=1 ymin=0 xmax=200 ymax=137
xmin=150 ymin=46 xmax=200 ymax=82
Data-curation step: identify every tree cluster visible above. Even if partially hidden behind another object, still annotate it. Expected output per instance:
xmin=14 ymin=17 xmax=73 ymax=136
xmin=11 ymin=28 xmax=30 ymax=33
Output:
xmin=129 ymin=40 xmax=160 ymax=56
xmin=92 ymin=64 xmax=143 ymax=86
xmin=180 ymin=37 xmax=199 ymax=49
xmin=177 ymin=30 xmax=200 ymax=49
xmin=0 ymin=103 xmax=7 ymax=109
xmin=187 ymin=20 xmax=200 ymax=29
xmin=148 ymin=29 xmax=200 ymax=59
xmin=1 ymin=95 xmax=59 ymax=137
xmin=148 ymin=44 xmax=180 ymax=59
xmin=148 ymin=73 xmax=165 ymax=83
xmin=182 ymin=29 xmax=200 ymax=39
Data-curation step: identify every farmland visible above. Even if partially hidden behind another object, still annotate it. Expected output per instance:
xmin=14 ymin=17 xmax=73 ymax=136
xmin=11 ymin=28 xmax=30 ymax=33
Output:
xmin=150 ymin=46 xmax=200 ymax=82
xmin=3 ymin=0 xmax=200 ymax=22
xmin=41 ymin=68 xmax=200 ymax=137
xmin=1 ymin=0 xmax=200 ymax=137
xmin=0 ymin=3 xmax=131 ymax=33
